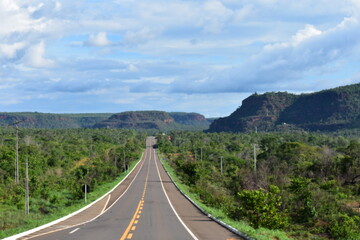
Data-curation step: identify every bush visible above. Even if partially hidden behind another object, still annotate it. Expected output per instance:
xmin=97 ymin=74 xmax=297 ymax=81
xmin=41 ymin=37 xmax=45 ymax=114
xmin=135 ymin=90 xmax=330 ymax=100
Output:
xmin=328 ymin=214 xmax=360 ymax=239
xmin=237 ymin=185 xmax=288 ymax=229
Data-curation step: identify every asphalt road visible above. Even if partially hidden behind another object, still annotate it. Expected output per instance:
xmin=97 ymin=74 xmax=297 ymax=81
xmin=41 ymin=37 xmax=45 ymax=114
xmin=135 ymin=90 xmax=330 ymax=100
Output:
xmin=19 ymin=137 xmax=242 ymax=240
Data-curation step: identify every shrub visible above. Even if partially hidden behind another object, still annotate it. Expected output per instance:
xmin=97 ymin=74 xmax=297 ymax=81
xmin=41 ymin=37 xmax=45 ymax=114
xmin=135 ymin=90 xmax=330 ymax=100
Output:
xmin=237 ymin=185 xmax=288 ymax=229
xmin=328 ymin=214 xmax=360 ymax=239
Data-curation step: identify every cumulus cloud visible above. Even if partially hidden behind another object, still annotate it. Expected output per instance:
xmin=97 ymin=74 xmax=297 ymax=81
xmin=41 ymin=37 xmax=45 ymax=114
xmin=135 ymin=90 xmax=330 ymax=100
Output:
xmin=172 ymin=16 xmax=360 ymax=93
xmin=22 ymin=41 xmax=54 ymax=68
xmin=2 ymin=0 xmax=360 ymax=115
xmin=0 ymin=0 xmax=47 ymax=36
xmin=85 ymin=32 xmax=112 ymax=47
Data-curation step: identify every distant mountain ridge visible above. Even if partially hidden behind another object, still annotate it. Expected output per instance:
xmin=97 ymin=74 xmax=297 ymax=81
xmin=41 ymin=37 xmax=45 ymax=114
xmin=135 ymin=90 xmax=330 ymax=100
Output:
xmin=0 ymin=111 xmax=211 ymax=131
xmin=208 ymin=83 xmax=360 ymax=132
xmin=0 ymin=112 xmax=112 ymax=129
xmin=94 ymin=111 xmax=210 ymax=131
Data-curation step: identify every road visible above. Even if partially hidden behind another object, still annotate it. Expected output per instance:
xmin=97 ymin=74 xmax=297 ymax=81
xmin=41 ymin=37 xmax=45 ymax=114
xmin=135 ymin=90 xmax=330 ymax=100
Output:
xmin=16 ymin=137 xmax=242 ymax=240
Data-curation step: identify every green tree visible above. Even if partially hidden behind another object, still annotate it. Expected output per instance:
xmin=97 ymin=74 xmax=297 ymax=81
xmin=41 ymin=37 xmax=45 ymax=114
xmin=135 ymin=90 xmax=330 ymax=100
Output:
xmin=287 ymin=177 xmax=316 ymax=223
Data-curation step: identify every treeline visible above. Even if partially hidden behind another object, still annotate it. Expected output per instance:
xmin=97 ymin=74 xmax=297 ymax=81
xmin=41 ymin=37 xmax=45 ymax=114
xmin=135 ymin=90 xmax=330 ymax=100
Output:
xmin=156 ymin=131 xmax=360 ymax=239
xmin=0 ymin=128 xmax=145 ymax=235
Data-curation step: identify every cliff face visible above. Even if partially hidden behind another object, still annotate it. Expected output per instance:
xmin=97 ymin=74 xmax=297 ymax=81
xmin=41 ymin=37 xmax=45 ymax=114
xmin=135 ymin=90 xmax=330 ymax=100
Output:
xmin=209 ymin=92 xmax=297 ymax=132
xmin=94 ymin=111 xmax=174 ymax=129
xmin=169 ymin=112 xmax=208 ymax=126
xmin=208 ymin=83 xmax=360 ymax=132
xmin=93 ymin=111 xmax=210 ymax=131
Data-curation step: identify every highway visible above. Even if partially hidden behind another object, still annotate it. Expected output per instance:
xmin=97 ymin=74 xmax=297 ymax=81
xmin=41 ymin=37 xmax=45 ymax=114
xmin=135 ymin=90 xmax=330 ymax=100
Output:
xmin=17 ymin=137 xmax=241 ymax=240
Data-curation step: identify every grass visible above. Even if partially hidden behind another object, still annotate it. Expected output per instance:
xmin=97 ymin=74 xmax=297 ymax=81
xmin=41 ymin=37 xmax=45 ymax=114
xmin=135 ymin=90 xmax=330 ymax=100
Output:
xmin=159 ymin=153 xmax=295 ymax=240
xmin=0 ymin=155 xmax=142 ymax=239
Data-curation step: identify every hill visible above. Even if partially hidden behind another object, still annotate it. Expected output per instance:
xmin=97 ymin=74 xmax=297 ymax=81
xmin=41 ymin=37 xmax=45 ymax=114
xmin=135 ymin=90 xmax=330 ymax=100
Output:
xmin=208 ymin=83 xmax=360 ymax=132
xmin=0 ymin=111 xmax=211 ymax=131
xmin=0 ymin=112 xmax=112 ymax=128
xmin=93 ymin=111 xmax=210 ymax=131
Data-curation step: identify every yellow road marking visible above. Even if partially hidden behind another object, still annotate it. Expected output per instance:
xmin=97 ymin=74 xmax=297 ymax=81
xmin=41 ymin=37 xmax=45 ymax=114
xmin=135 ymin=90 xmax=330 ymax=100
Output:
xmin=119 ymin=200 xmax=143 ymax=240
xmin=119 ymin=148 xmax=151 ymax=240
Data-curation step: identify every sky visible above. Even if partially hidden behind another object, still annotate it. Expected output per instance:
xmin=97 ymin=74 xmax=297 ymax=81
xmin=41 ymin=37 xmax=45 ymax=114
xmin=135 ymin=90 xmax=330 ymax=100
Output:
xmin=1 ymin=0 xmax=360 ymax=117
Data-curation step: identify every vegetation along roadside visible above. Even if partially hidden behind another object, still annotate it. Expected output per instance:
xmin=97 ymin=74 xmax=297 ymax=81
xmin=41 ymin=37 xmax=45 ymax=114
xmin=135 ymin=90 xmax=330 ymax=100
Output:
xmin=156 ymin=131 xmax=360 ymax=240
xmin=0 ymin=128 xmax=146 ymax=239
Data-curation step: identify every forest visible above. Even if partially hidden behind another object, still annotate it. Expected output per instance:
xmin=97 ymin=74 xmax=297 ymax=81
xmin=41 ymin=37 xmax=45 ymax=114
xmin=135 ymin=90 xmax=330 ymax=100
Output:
xmin=156 ymin=131 xmax=360 ymax=239
xmin=0 ymin=128 xmax=145 ymax=238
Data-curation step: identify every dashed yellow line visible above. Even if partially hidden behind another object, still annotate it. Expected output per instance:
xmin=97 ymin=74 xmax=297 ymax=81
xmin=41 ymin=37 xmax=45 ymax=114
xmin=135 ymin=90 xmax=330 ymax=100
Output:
xmin=119 ymin=149 xmax=151 ymax=240
xmin=119 ymin=200 xmax=144 ymax=240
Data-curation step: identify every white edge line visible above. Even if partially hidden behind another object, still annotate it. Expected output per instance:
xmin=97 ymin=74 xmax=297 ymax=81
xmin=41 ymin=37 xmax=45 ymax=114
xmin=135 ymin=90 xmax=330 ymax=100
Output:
xmin=92 ymin=149 xmax=147 ymax=216
xmin=69 ymin=228 xmax=80 ymax=234
xmin=4 ymin=151 xmax=146 ymax=240
xmin=152 ymin=144 xmax=199 ymax=240
xmin=101 ymin=194 xmax=111 ymax=214
xmin=15 ymin=149 xmax=149 ymax=240
xmin=157 ymin=152 xmax=253 ymax=240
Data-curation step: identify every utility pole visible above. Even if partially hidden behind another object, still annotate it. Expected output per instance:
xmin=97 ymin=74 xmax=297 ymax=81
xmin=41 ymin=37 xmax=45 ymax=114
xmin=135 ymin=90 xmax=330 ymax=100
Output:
xmin=253 ymin=144 xmax=257 ymax=172
xmin=85 ymin=184 xmax=87 ymax=203
xmin=15 ymin=125 xmax=19 ymax=183
xmin=24 ymin=135 xmax=32 ymax=215
xmin=200 ymin=147 xmax=203 ymax=162
xmin=25 ymin=156 xmax=29 ymax=214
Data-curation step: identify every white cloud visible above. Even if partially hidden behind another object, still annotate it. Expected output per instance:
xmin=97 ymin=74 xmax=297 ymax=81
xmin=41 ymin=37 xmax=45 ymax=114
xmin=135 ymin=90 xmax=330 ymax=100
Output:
xmin=0 ymin=99 xmax=21 ymax=106
xmin=292 ymin=25 xmax=322 ymax=45
xmin=0 ymin=0 xmax=47 ymax=36
xmin=22 ymin=41 xmax=54 ymax=68
xmin=1 ymin=0 xmax=360 ymax=116
xmin=110 ymin=64 xmax=139 ymax=73
xmin=172 ymin=15 xmax=360 ymax=93
xmin=202 ymin=0 xmax=233 ymax=33
xmin=128 ymin=64 xmax=139 ymax=72
xmin=232 ymin=5 xmax=254 ymax=23
xmin=0 ymin=42 xmax=26 ymax=59
xmin=55 ymin=1 xmax=62 ymax=12
xmin=124 ymin=28 xmax=156 ymax=46
xmin=140 ymin=77 xmax=175 ymax=84
xmin=85 ymin=32 xmax=112 ymax=47
xmin=264 ymin=24 xmax=322 ymax=50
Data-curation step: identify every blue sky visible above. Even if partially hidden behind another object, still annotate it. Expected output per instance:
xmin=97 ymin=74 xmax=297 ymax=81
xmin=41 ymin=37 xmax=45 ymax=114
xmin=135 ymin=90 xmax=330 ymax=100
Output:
xmin=0 ymin=0 xmax=360 ymax=117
